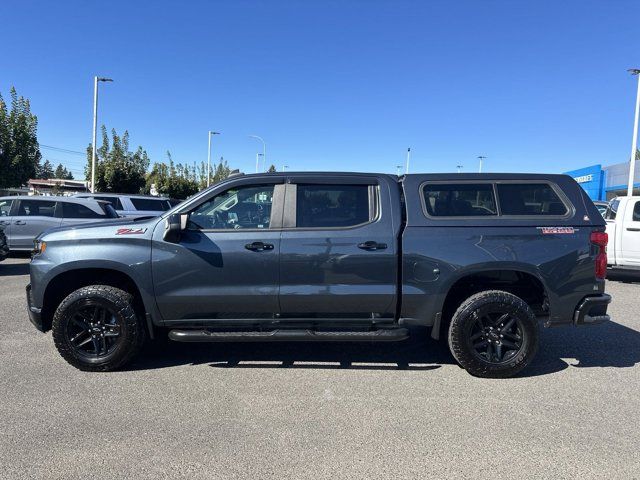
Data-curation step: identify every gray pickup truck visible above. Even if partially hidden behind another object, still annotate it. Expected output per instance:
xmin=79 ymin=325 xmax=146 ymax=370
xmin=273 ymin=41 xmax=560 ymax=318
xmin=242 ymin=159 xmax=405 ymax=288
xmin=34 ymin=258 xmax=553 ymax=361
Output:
xmin=26 ymin=172 xmax=610 ymax=378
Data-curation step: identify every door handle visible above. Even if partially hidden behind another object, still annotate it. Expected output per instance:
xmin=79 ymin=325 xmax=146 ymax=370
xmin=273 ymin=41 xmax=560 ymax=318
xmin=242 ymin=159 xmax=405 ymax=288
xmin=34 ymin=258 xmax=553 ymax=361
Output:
xmin=357 ymin=241 xmax=387 ymax=251
xmin=245 ymin=241 xmax=274 ymax=252
xmin=14 ymin=220 xmax=26 ymax=225
xmin=627 ymin=227 xmax=640 ymax=231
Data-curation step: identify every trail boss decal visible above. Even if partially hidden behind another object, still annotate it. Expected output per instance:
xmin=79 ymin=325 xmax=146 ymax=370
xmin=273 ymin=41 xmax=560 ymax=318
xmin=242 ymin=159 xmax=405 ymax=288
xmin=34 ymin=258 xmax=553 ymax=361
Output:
xmin=116 ymin=228 xmax=147 ymax=235
xmin=538 ymin=226 xmax=575 ymax=235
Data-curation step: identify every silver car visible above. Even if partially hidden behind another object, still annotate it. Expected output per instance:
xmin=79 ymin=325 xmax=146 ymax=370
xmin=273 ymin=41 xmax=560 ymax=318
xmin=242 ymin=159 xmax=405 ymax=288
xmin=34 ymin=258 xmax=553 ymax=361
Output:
xmin=0 ymin=196 xmax=119 ymax=251
xmin=75 ymin=193 xmax=173 ymax=218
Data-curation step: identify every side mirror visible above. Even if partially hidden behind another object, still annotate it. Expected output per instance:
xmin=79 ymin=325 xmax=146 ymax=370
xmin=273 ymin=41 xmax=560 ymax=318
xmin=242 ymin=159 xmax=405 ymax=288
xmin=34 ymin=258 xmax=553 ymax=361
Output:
xmin=163 ymin=213 xmax=188 ymax=243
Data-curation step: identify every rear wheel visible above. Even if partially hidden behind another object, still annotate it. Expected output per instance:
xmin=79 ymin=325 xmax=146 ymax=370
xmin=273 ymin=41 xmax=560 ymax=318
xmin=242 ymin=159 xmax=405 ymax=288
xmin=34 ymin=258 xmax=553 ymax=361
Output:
xmin=448 ymin=290 xmax=539 ymax=378
xmin=52 ymin=285 xmax=146 ymax=371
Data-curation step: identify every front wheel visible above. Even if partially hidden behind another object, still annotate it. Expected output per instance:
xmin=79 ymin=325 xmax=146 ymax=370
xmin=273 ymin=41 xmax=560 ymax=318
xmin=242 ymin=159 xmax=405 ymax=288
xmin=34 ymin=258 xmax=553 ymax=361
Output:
xmin=52 ymin=285 xmax=146 ymax=371
xmin=448 ymin=290 xmax=539 ymax=378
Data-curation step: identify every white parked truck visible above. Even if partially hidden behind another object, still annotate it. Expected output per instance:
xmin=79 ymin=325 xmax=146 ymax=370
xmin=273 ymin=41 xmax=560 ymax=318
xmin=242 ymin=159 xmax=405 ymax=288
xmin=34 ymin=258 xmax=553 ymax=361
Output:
xmin=605 ymin=196 xmax=640 ymax=269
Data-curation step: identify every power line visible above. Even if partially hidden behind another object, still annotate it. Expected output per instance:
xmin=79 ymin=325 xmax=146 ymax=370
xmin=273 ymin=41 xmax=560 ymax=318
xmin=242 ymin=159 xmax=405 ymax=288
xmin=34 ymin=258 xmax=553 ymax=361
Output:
xmin=40 ymin=144 xmax=86 ymax=156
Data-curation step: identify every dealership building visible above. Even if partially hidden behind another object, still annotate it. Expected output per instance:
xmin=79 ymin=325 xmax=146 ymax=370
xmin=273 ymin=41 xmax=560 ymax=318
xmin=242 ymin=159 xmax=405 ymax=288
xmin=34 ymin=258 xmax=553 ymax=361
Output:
xmin=564 ymin=162 xmax=640 ymax=201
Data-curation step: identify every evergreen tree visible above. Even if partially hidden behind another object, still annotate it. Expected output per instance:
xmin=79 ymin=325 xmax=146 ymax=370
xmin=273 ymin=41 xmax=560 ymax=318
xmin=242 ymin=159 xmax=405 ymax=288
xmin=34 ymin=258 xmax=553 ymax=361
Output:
xmin=212 ymin=157 xmax=231 ymax=184
xmin=0 ymin=87 xmax=42 ymax=188
xmin=267 ymin=164 xmax=277 ymax=173
xmin=54 ymin=163 xmax=73 ymax=180
xmin=146 ymin=154 xmax=233 ymax=199
xmin=86 ymin=126 xmax=149 ymax=193
xmin=39 ymin=159 xmax=54 ymax=179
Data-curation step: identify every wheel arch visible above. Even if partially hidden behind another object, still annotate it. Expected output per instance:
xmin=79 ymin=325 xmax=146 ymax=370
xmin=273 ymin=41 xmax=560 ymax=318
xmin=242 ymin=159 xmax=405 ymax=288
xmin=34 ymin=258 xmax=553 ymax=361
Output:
xmin=40 ymin=267 xmax=151 ymax=334
xmin=432 ymin=266 xmax=549 ymax=340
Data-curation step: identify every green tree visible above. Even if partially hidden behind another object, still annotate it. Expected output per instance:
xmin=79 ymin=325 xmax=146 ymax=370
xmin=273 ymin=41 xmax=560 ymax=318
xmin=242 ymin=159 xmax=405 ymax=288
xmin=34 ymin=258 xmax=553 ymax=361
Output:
xmin=212 ymin=157 xmax=231 ymax=184
xmin=54 ymin=163 xmax=73 ymax=180
xmin=267 ymin=164 xmax=277 ymax=173
xmin=86 ymin=126 xmax=149 ymax=193
xmin=39 ymin=159 xmax=54 ymax=179
xmin=0 ymin=87 xmax=42 ymax=188
xmin=147 ymin=154 xmax=232 ymax=199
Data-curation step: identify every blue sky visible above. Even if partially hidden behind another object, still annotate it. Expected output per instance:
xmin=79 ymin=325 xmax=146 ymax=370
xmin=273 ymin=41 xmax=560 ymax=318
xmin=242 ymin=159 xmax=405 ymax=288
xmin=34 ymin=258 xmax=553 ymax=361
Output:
xmin=2 ymin=0 xmax=640 ymax=178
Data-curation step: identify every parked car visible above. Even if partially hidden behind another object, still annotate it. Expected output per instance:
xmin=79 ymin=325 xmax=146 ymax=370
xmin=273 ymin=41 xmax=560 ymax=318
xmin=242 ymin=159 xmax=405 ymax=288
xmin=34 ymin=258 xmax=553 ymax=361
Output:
xmin=27 ymin=172 xmax=610 ymax=378
xmin=74 ymin=193 xmax=173 ymax=218
xmin=0 ymin=196 xmax=118 ymax=251
xmin=604 ymin=196 xmax=640 ymax=270
xmin=593 ymin=200 xmax=609 ymax=217
xmin=0 ymin=226 xmax=8 ymax=262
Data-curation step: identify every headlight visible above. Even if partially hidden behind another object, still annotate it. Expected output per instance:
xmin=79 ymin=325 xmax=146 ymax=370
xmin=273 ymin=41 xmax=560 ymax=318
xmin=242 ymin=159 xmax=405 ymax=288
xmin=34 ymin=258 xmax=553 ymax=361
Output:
xmin=32 ymin=240 xmax=47 ymax=256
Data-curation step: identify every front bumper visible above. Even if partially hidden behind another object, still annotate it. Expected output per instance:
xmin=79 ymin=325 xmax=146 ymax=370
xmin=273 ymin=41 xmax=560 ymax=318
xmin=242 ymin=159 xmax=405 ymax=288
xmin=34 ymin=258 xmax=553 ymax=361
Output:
xmin=26 ymin=284 xmax=45 ymax=332
xmin=573 ymin=293 xmax=611 ymax=326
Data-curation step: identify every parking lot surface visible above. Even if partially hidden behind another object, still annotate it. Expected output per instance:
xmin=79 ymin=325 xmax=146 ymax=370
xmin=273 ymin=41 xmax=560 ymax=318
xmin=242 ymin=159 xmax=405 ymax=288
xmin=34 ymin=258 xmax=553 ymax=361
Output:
xmin=1 ymin=256 xmax=640 ymax=479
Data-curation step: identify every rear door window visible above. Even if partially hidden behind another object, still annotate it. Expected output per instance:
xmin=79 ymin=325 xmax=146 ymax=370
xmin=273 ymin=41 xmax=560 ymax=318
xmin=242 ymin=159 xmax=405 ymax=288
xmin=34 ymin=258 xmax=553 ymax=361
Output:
xmin=296 ymin=184 xmax=372 ymax=228
xmin=497 ymin=183 xmax=568 ymax=216
xmin=422 ymin=184 xmax=497 ymax=217
xmin=17 ymin=200 xmax=57 ymax=217
xmin=130 ymin=198 xmax=170 ymax=211
xmin=94 ymin=196 xmax=124 ymax=210
xmin=62 ymin=202 xmax=104 ymax=219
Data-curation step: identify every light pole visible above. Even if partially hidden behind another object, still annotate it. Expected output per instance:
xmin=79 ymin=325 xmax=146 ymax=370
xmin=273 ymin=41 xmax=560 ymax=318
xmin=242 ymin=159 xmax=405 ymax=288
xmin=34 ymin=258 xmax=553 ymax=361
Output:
xmin=457 ymin=164 xmax=463 ymax=173
xmin=91 ymin=76 xmax=113 ymax=193
xmin=249 ymin=135 xmax=266 ymax=171
xmin=283 ymin=165 xmax=289 ymax=172
xmin=396 ymin=165 xmax=403 ymax=176
xmin=255 ymin=153 xmax=264 ymax=173
xmin=627 ymin=69 xmax=640 ymax=196
xmin=405 ymin=147 xmax=411 ymax=174
xmin=207 ymin=131 xmax=220 ymax=187
xmin=478 ymin=156 xmax=486 ymax=173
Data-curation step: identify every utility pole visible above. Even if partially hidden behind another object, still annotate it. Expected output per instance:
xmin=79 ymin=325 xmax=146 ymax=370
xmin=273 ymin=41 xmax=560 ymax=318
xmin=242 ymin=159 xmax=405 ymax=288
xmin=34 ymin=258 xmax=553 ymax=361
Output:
xmin=405 ymin=148 xmax=411 ymax=174
xmin=627 ymin=69 xmax=640 ymax=196
xmin=90 ymin=76 xmax=113 ymax=193
xmin=207 ymin=131 xmax=220 ymax=187
xmin=478 ymin=156 xmax=486 ymax=173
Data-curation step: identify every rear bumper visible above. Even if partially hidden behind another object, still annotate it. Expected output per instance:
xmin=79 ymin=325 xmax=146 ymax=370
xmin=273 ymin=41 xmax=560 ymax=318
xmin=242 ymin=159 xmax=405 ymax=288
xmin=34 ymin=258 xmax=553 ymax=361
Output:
xmin=573 ymin=293 xmax=611 ymax=326
xmin=26 ymin=284 xmax=45 ymax=332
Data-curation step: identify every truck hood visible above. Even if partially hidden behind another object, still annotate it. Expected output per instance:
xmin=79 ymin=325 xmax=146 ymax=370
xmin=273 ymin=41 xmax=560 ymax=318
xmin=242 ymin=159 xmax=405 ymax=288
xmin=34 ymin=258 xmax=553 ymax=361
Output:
xmin=38 ymin=216 xmax=160 ymax=243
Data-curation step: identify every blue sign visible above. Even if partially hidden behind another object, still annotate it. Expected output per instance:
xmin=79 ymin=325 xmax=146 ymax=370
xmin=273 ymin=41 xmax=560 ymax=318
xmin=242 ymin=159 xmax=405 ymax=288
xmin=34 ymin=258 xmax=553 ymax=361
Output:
xmin=564 ymin=164 xmax=604 ymax=201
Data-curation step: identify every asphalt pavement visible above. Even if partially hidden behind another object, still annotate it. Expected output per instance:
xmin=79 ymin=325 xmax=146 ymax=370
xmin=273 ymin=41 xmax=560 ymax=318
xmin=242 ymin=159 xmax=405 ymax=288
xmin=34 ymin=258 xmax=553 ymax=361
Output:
xmin=1 ymin=256 xmax=639 ymax=479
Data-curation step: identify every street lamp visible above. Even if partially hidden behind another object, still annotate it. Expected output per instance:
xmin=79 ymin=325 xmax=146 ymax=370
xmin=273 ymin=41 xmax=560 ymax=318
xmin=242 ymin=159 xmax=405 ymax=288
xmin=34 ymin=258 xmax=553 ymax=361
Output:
xmin=91 ymin=76 xmax=113 ymax=193
xmin=255 ymin=153 xmax=264 ymax=173
xmin=396 ymin=165 xmax=403 ymax=176
xmin=627 ymin=69 xmax=640 ymax=196
xmin=249 ymin=135 xmax=266 ymax=171
xmin=457 ymin=165 xmax=463 ymax=173
xmin=405 ymin=148 xmax=411 ymax=174
xmin=283 ymin=165 xmax=289 ymax=172
xmin=478 ymin=156 xmax=486 ymax=173
xmin=207 ymin=131 xmax=220 ymax=187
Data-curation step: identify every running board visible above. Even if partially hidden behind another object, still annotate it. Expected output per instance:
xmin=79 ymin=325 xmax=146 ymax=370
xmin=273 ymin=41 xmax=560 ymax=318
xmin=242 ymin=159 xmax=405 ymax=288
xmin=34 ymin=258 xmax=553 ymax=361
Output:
xmin=168 ymin=328 xmax=409 ymax=343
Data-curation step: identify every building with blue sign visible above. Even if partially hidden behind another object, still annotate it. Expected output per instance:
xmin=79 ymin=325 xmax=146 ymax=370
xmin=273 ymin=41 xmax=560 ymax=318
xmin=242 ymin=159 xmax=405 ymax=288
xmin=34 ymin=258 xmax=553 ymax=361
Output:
xmin=564 ymin=162 xmax=640 ymax=201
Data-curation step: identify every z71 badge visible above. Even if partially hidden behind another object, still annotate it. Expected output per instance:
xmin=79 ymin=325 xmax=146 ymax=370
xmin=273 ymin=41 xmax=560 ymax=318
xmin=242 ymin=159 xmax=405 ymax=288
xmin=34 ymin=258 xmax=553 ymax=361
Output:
xmin=116 ymin=228 xmax=147 ymax=235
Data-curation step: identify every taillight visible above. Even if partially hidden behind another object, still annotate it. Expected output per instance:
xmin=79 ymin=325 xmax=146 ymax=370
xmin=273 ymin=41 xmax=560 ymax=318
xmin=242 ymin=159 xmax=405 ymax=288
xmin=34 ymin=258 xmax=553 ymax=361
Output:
xmin=590 ymin=231 xmax=608 ymax=279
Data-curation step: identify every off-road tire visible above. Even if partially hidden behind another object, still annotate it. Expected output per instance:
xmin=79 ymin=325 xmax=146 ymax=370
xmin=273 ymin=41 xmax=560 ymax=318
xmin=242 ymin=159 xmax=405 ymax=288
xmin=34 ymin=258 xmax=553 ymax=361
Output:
xmin=52 ymin=285 xmax=146 ymax=371
xmin=448 ymin=290 xmax=539 ymax=378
